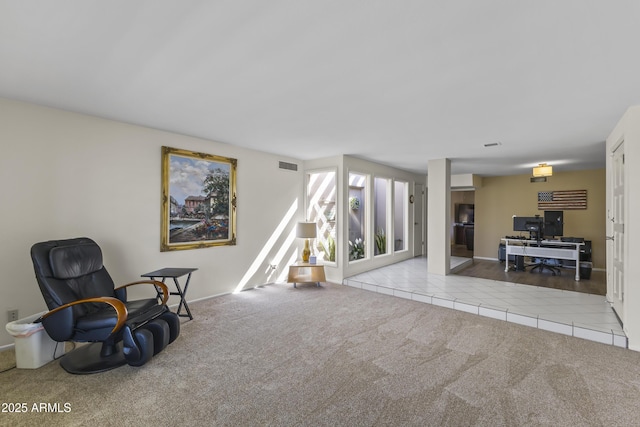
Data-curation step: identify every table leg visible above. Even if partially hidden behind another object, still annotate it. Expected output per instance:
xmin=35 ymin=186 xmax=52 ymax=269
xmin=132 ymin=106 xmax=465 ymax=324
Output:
xmin=151 ymin=274 xmax=194 ymax=320
xmin=293 ymin=282 xmax=321 ymax=288
xmin=149 ymin=276 xmax=167 ymax=303
xmin=173 ymin=273 xmax=193 ymax=320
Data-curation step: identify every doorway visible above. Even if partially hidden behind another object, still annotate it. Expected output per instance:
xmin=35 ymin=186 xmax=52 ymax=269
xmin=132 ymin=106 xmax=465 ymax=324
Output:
xmin=451 ymin=190 xmax=475 ymax=258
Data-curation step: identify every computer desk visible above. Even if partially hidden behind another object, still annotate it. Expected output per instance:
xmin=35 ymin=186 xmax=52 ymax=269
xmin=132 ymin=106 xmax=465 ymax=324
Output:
xmin=501 ymin=238 xmax=584 ymax=280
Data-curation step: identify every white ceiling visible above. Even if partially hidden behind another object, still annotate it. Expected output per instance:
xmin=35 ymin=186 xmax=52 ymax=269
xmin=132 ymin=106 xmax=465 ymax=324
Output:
xmin=2 ymin=1 xmax=639 ymax=175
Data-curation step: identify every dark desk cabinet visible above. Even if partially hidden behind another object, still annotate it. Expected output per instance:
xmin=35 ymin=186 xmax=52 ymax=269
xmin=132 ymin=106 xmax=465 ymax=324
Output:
xmin=454 ymin=224 xmax=474 ymax=250
xmin=454 ymin=225 xmax=465 ymax=245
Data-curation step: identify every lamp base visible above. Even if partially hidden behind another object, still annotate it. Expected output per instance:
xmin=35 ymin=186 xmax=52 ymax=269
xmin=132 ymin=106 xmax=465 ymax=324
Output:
xmin=302 ymin=239 xmax=311 ymax=263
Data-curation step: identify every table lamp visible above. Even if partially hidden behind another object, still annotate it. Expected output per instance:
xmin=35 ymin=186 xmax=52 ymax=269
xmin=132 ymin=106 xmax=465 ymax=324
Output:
xmin=296 ymin=222 xmax=317 ymax=263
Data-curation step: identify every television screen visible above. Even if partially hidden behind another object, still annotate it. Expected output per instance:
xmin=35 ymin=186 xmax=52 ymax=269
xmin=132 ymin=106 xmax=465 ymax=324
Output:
xmin=456 ymin=204 xmax=474 ymax=224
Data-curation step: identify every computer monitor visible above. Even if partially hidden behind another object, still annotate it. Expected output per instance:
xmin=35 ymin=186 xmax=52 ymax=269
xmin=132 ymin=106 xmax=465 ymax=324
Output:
xmin=513 ymin=216 xmax=543 ymax=241
xmin=513 ymin=216 xmax=540 ymax=232
xmin=543 ymin=210 xmax=564 ymax=238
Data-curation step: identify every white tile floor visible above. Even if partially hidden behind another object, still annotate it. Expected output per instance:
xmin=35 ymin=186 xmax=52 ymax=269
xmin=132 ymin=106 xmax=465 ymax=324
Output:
xmin=343 ymin=257 xmax=627 ymax=348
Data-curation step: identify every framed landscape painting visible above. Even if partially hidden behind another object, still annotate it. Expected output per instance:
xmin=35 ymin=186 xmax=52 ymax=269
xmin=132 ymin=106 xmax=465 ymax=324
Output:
xmin=161 ymin=146 xmax=237 ymax=251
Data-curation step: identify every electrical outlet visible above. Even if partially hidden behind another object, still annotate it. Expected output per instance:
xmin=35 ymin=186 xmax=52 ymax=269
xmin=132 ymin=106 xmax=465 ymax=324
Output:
xmin=8 ymin=309 xmax=19 ymax=322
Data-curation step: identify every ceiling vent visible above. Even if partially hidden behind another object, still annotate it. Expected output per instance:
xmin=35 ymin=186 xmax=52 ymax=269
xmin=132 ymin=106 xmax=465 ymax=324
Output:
xmin=278 ymin=161 xmax=298 ymax=171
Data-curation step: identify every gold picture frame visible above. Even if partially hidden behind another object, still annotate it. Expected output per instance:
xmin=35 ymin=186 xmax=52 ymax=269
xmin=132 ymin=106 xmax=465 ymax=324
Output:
xmin=161 ymin=146 xmax=237 ymax=251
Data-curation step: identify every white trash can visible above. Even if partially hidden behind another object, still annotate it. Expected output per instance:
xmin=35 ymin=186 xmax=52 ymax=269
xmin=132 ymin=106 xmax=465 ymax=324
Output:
xmin=5 ymin=312 xmax=65 ymax=369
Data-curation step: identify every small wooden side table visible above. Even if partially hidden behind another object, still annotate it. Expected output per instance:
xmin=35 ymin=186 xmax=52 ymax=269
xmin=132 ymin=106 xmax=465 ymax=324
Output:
xmin=287 ymin=263 xmax=326 ymax=288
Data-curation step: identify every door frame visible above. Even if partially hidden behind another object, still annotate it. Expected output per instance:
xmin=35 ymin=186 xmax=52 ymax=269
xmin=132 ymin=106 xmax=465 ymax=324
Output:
xmin=607 ymin=138 xmax=625 ymax=326
xmin=413 ymin=183 xmax=425 ymax=257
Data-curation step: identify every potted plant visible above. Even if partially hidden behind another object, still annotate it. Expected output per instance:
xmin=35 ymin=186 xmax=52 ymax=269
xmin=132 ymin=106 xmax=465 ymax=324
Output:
xmin=319 ymin=235 xmax=336 ymax=262
xmin=349 ymin=238 xmax=365 ymax=260
xmin=375 ymin=228 xmax=386 ymax=255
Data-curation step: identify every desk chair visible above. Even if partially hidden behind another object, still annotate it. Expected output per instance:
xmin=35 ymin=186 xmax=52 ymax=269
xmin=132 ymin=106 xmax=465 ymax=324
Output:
xmin=529 ymin=257 xmax=561 ymax=276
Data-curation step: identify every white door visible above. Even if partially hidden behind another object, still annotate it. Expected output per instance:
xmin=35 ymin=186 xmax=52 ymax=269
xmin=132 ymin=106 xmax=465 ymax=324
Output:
xmin=610 ymin=142 xmax=625 ymax=322
xmin=413 ymin=184 xmax=425 ymax=256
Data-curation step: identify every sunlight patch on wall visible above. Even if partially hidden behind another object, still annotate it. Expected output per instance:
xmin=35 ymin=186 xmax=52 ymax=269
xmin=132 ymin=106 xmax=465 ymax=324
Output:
xmin=276 ymin=250 xmax=298 ymax=283
xmin=234 ymin=199 xmax=298 ymax=293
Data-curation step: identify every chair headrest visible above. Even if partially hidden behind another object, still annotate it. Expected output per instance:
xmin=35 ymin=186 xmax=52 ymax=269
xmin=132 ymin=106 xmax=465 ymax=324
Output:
xmin=49 ymin=242 xmax=104 ymax=279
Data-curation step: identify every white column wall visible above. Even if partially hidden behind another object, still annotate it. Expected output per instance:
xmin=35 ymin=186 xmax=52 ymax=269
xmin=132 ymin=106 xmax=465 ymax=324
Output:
xmin=427 ymin=159 xmax=451 ymax=275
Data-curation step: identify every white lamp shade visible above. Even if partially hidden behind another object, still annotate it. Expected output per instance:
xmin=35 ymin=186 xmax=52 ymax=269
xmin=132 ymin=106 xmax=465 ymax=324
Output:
xmin=296 ymin=222 xmax=317 ymax=238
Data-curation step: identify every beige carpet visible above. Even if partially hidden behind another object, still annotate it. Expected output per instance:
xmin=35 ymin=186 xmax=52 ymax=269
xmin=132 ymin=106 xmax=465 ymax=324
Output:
xmin=2 ymin=282 xmax=640 ymax=426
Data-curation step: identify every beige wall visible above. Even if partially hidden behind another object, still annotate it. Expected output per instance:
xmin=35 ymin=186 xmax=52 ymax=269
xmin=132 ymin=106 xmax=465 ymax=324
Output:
xmin=0 ymin=98 xmax=304 ymax=347
xmin=451 ymin=191 xmax=475 ymax=207
xmin=474 ymin=169 xmax=606 ymax=269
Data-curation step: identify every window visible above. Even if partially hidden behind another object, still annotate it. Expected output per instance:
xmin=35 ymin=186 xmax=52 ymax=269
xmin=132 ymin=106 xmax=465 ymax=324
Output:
xmin=349 ymin=172 xmax=367 ymax=261
xmin=374 ymin=177 xmax=390 ymax=256
xmin=394 ymin=180 xmax=408 ymax=252
xmin=307 ymin=170 xmax=337 ymax=263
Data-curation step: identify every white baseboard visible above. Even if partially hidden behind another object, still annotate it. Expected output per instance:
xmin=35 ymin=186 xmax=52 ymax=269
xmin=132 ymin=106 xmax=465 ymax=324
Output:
xmin=473 ymin=256 xmax=498 ymax=261
xmin=171 ymin=290 xmax=231 ymax=309
xmin=0 ymin=343 xmax=14 ymax=352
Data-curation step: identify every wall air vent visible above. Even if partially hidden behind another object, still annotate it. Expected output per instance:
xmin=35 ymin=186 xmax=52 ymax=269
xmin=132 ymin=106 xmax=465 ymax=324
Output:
xmin=278 ymin=161 xmax=298 ymax=171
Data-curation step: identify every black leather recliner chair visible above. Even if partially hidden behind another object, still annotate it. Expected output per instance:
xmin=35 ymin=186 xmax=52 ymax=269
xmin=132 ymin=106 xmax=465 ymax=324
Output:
xmin=30 ymin=237 xmax=180 ymax=374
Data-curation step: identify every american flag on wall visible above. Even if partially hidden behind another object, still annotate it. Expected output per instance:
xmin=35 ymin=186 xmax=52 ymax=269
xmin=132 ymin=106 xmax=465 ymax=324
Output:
xmin=538 ymin=190 xmax=587 ymax=210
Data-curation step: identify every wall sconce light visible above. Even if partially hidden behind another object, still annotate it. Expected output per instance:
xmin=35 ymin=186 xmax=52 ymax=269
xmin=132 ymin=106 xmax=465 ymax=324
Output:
xmin=296 ymin=222 xmax=317 ymax=263
xmin=532 ymin=163 xmax=553 ymax=177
